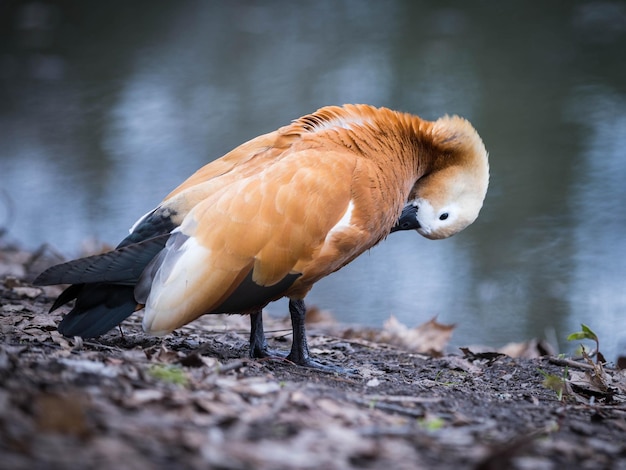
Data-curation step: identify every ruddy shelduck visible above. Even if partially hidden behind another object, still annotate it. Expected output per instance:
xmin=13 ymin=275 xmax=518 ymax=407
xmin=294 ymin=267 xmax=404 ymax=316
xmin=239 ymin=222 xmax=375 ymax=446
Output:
xmin=35 ymin=104 xmax=489 ymax=370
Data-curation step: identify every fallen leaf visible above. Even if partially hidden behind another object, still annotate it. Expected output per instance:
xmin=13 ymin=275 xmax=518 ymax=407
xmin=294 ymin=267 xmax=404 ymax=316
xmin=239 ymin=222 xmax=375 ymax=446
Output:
xmin=2 ymin=304 xmax=25 ymax=314
xmin=129 ymin=389 xmax=165 ymax=405
xmin=568 ymin=368 xmax=612 ymax=401
xmin=58 ymin=358 xmax=119 ymax=378
xmin=305 ymin=305 xmax=336 ymax=325
xmin=231 ymin=377 xmax=282 ymax=396
xmin=12 ymin=286 xmax=43 ymax=299
xmin=34 ymin=392 xmax=91 ymax=437
xmin=378 ymin=315 xmax=454 ymax=356
xmin=153 ymin=344 xmax=181 ymax=363
xmin=366 ymin=378 xmax=381 ymax=387
xmin=499 ymin=339 xmax=556 ymax=358
xmin=23 ymin=313 xmax=58 ymax=330
xmin=443 ymin=356 xmax=483 ymax=374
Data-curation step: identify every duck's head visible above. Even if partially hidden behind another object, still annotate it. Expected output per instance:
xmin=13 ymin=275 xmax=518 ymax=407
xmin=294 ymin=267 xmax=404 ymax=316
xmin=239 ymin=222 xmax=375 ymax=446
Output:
xmin=396 ymin=115 xmax=489 ymax=240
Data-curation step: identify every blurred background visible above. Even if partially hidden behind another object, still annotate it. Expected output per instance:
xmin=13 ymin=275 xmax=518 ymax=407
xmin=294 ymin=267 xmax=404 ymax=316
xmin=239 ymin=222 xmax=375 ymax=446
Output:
xmin=1 ymin=1 xmax=625 ymax=359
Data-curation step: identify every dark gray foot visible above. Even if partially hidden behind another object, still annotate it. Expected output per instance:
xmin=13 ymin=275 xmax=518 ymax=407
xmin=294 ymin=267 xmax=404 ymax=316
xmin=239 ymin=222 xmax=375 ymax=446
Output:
xmin=249 ymin=311 xmax=286 ymax=359
xmin=286 ymin=299 xmax=351 ymax=373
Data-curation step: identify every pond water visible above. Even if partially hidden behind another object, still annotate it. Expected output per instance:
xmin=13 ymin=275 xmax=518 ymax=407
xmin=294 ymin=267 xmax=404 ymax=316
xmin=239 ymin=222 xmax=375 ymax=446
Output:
xmin=1 ymin=1 xmax=625 ymax=360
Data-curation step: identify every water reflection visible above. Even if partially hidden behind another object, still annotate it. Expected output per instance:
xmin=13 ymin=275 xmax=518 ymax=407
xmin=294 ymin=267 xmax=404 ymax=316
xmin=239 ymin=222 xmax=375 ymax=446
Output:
xmin=1 ymin=1 xmax=625 ymax=360
xmin=567 ymin=87 xmax=626 ymax=358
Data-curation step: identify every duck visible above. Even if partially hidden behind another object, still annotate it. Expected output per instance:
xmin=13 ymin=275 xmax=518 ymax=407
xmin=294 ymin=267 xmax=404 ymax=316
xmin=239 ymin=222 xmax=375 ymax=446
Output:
xmin=35 ymin=104 xmax=489 ymax=370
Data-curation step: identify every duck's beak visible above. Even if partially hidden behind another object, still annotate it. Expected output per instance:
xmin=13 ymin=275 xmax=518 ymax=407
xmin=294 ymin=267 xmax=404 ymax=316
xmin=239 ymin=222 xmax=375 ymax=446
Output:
xmin=390 ymin=204 xmax=420 ymax=233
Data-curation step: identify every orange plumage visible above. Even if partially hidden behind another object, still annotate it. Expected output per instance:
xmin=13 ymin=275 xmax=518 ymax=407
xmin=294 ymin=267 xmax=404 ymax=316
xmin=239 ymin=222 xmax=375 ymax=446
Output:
xmin=35 ymin=104 xmax=489 ymax=370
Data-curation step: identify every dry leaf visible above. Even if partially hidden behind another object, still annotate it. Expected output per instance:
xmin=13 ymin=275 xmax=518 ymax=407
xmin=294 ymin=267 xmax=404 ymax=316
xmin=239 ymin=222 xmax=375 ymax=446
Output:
xmin=231 ymin=378 xmax=281 ymax=396
xmin=305 ymin=305 xmax=336 ymax=325
xmin=58 ymin=358 xmax=119 ymax=378
xmin=499 ymin=339 xmax=555 ymax=358
xmin=34 ymin=392 xmax=90 ymax=437
xmin=130 ymin=389 xmax=165 ymax=405
xmin=366 ymin=378 xmax=381 ymax=387
xmin=379 ymin=315 xmax=454 ymax=355
xmin=12 ymin=286 xmax=43 ymax=299
xmin=2 ymin=304 xmax=25 ymax=314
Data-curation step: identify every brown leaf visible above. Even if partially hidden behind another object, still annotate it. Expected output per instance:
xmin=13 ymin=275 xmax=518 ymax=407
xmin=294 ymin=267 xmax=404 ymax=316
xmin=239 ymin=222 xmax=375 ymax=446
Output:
xmin=379 ymin=315 xmax=454 ymax=356
xmin=305 ymin=305 xmax=336 ymax=325
xmin=22 ymin=313 xmax=58 ymax=330
xmin=1 ymin=303 xmax=26 ymax=314
xmin=34 ymin=392 xmax=91 ymax=438
xmin=499 ymin=338 xmax=556 ymax=358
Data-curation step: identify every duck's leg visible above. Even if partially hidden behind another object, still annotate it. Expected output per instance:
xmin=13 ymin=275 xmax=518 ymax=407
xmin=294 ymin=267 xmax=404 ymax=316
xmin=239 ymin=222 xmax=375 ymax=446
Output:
xmin=286 ymin=299 xmax=345 ymax=372
xmin=249 ymin=311 xmax=284 ymax=358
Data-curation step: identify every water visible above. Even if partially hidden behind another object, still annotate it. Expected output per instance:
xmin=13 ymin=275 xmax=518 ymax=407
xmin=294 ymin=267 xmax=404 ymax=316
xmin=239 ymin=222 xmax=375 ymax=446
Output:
xmin=1 ymin=1 xmax=625 ymax=360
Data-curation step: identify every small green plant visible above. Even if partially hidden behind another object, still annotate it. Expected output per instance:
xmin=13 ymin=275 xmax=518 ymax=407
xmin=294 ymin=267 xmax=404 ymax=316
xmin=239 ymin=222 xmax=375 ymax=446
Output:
xmin=148 ymin=364 xmax=188 ymax=386
xmin=567 ymin=323 xmax=603 ymax=363
xmin=538 ymin=366 xmax=568 ymax=401
xmin=417 ymin=415 xmax=445 ymax=431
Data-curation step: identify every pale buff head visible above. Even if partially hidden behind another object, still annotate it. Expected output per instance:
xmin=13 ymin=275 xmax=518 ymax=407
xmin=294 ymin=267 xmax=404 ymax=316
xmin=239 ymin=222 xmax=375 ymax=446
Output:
xmin=409 ymin=115 xmax=489 ymax=240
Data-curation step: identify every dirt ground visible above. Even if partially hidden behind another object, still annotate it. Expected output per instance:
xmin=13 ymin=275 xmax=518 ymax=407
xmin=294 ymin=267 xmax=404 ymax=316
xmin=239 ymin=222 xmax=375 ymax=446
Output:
xmin=1 ymin=241 xmax=625 ymax=470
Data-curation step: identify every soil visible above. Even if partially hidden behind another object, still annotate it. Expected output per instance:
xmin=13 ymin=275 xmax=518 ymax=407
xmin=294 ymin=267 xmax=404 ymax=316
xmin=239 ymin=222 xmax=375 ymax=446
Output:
xmin=1 ymin=242 xmax=625 ymax=470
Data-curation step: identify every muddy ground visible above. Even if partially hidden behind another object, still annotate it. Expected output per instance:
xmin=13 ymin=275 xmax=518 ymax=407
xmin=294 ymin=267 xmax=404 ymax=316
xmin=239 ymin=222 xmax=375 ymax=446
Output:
xmin=1 ymin=242 xmax=625 ymax=470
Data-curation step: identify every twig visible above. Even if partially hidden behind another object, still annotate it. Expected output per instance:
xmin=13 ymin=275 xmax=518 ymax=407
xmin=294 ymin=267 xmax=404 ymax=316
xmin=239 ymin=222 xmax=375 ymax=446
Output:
xmin=82 ymin=341 xmax=125 ymax=352
xmin=547 ymin=357 xmax=597 ymax=371
xmin=337 ymin=336 xmax=399 ymax=351
xmin=349 ymin=396 xmax=425 ymax=418
xmin=216 ymin=359 xmax=249 ymax=374
xmin=358 ymin=425 xmax=416 ymax=437
xmin=362 ymin=394 xmax=442 ymax=404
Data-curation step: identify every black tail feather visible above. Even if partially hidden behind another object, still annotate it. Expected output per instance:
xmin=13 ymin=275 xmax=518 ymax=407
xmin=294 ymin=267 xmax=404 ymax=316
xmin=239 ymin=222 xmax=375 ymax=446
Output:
xmin=50 ymin=284 xmax=84 ymax=312
xmin=58 ymin=284 xmax=138 ymax=338
xmin=33 ymin=206 xmax=179 ymax=338
xmin=34 ymin=234 xmax=170 ymax=287
xmin=35 ymin=234 xmax=171 ymax=338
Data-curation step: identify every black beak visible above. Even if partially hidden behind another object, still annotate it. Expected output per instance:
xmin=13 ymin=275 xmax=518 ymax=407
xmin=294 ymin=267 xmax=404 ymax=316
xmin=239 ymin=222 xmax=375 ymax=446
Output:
xmin=390 ymin=204 xmax=420 ymax=233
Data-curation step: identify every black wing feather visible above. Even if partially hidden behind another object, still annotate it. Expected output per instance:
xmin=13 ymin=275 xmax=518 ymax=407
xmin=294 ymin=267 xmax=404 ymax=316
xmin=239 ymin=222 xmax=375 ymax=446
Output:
xmin=50 ymin=283 xmax=84 ymax=312
xmin=34 ymin=206 xmax=178 ymax=338
xmin=58 ymin=284 xmax=137 ymax=338
xmin=34 ymin=234 xmax=170 ymax=286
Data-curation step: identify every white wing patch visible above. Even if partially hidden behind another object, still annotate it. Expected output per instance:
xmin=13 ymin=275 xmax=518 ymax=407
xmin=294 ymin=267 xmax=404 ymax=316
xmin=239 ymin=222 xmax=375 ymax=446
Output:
xmin=325 ymin=200 xmax=354 ymax=241
xmin=142 ymin=233 xmax=213 ymax=335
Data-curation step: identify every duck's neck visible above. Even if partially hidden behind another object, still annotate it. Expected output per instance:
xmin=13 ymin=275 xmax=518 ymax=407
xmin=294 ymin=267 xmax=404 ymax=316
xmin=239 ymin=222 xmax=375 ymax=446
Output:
xmin=294 ymin=105 xmax=437 ymax=198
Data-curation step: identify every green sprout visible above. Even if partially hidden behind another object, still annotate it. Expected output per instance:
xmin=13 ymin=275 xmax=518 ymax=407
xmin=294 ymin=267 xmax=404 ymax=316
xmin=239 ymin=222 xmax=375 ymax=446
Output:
xmin=567 ymin=323 xmax=602 ymax=363
xmin=148 ymin=364 xmax=189 ymax=386
xmin=417 ymin=415 xmax=445 ymax=431
xmin=538 ymin=366 xmax=568 ymax=401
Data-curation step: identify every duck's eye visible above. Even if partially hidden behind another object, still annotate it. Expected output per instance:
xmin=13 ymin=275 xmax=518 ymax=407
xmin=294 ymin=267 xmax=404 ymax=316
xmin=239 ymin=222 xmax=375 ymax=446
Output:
xmin=439 ymin=213 xmax=449 ymax=221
